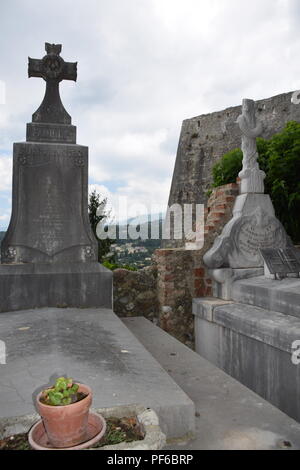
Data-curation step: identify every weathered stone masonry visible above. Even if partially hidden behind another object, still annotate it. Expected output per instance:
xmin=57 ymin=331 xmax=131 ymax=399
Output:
xmin=164 ymin=91 xmax=300 ymax=248
xmin=114 ymin=183 xmax=239 ymax=347
xmin=154 ymin=183 xmax=239 ymax=347
xmin=113 ymin=266 xmax=158 ymax=321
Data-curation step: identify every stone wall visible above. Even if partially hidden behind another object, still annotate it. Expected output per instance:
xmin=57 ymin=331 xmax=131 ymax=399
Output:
xmin=164 ymin=91 xmax=300 ymax=248
xmin=155 ymin=183 xmax=239 ymax=347
xmin=114 ymin=183 xmax=239 ymax=348
xmin=113 ymin=266 xmax=158 ymax=322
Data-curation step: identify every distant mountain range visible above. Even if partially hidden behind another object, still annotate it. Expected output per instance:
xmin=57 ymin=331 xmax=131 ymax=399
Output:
xmin=114 ymin=217 xmax=163 ymax=242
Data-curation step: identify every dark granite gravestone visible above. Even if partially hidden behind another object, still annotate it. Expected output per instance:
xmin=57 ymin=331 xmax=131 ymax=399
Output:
xmin=0 ymin=43 xmax=112 ymax=312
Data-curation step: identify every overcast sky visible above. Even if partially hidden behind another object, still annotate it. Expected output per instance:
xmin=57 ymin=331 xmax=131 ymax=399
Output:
xmin=0 ymin=0 xmax=300 ymax=229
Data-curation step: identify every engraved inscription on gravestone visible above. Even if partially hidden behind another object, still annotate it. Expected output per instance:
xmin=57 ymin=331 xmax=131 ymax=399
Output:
xmin=237 ymin=215 xmax=284 ymax=259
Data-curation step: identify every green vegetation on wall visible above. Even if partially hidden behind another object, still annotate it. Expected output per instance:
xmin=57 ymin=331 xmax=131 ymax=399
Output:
xmin=210 ymin=121 xmax=300 ymax=243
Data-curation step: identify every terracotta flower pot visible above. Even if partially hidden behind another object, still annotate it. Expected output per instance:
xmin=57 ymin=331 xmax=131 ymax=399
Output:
xmin=36 ymin=383 xmax=92 ymax=448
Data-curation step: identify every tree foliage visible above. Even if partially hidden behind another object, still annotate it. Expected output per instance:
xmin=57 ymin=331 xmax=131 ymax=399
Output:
xmin=211 ymin=121 xmax=300 ymax=243
xmin=88 ymin=190 xmax=114 ymax=262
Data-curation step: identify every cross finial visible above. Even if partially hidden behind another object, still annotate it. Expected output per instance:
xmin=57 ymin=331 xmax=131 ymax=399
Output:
xmin=45 ymin=43 xmax=62 ymax=55
xmin=28 ymin=43 xmax=77 ymax=124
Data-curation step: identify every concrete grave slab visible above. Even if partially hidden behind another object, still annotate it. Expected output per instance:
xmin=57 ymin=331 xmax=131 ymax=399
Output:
xmin=0 ymin=308 xmax=195 ymax=440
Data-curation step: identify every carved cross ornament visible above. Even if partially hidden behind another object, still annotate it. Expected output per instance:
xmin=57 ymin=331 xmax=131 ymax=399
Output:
xmin=28 ymin=43 xmax=77 ymax=124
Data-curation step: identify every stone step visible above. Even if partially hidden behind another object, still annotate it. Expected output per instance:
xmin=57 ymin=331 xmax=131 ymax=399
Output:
xmin=193 ymin=298 xmax=300 ymax=354
xmin=124 ymin=316 xmax=300 ymax=450
xmin=204 ymin=228 xmax=216 ymax=236
xmin=209 ymin=210 xmax=225 ymax=218
xmin=212 ymin=204 xmax=227 ymax=212
xmin=207 ymin=216 xmax=224 ymax=224
xmin=193 ymin=297 xmax=300 ymax=424
xmin=231 ymin=276 xmax=300 ymax=318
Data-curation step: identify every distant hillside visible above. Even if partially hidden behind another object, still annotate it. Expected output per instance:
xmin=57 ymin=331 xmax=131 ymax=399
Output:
xmin=116 ymin=218 xmax=163 ymax=243
xmin=108 ymin=218 xmax=163 ymax=269
xmin=0 ymin=220 xmax=163 ymax=269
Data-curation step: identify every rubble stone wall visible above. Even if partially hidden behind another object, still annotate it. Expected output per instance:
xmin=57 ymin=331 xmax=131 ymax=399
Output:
xmin=113 ymin=184 xmax=239 ymax=348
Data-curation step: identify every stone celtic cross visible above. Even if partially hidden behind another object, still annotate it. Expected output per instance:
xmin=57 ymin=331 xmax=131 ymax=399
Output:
xmin=28 ymin=43 xmax=77 ymax=124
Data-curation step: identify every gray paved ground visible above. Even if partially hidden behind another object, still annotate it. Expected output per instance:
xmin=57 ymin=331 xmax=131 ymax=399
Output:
xmin=0 ymin=308 xmax=194 ymax=439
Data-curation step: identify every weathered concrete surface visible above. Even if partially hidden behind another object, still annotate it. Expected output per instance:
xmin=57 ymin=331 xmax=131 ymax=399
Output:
xmin=124 ymin=317 xmax=300 ymax=450
xmin=0 ymin=308 xmax=195 ymax=440
xmin=194 ymin=299 xmax=300 ymax=423
xmin=231 ymin=276 xmax=300 ymax=317
xmin=0 ymin=262 xmax=112 ymax=311
xmin=1 ymin=142 xmax=98 ymax=264
xmin=0 ymin=405 xmax=167 ymax=451
xmin=204 ymin=194 xmax=290 ymax=270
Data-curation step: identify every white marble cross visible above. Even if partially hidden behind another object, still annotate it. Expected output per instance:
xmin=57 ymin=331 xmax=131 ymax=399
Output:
xmin=237 ymin=99 xmax=266 ymax=194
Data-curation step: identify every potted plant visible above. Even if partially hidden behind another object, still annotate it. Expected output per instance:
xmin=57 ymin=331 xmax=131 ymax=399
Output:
xmin=36 ymin=377 xmax=92 ymax=448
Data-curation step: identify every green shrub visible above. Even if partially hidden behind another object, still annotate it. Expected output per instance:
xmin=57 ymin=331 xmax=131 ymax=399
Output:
xmin=102 ymin=260 xmax=137 ymax=271
xmin=212 ymin=149 xmax=243 ymax=188
xmin=210 ymin=121 xmax=300 ymax=243
xmin=266 ymin=121 xmax=300 ymax=242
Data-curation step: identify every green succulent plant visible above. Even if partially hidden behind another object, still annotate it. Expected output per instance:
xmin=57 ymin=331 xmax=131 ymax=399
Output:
xmin=41 ymin=377 xmax=80 ymax=406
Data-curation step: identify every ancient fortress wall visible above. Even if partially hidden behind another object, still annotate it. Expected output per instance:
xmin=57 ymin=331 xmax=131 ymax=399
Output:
xmin=167 ymin=91 xmax=300 ymax=212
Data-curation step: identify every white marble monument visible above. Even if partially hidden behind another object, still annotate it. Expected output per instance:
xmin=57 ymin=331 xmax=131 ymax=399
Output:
xmin=204 ymin=98 xmax=292 ymax=272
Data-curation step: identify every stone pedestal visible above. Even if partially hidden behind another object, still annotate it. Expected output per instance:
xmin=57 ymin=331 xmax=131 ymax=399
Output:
xmin=204 ymin=193 xmax=291 ymax=270
xmin=204 ymin=98 xmax=292 ymax=272
xmin=193 ymin=283 xmax=300 ymax=423
xmin=0 ymin=262 xmax=112 ymax=312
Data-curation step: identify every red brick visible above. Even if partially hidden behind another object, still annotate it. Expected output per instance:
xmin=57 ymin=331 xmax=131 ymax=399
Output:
xmin=195 ymin=288 xmax=205 ymax=297
xmin=165 ymin=265 xmax=174 ymax=272
xmin=194 ymin=279 xmax=205 ymax=289
xmin=194 ymin=268 xmax=205 ymax=278
xmin=204 ymin=287 xmax=213 ymax=296
xmin=163 ymin=274 xmax=175 ymax=282
xmin=225 ymin=196 xmax=235 ymax=203
xmin=155 ymin=249 xmax=174 ymax=257
xmin=224 ymin=183 xmax=238 ymax=190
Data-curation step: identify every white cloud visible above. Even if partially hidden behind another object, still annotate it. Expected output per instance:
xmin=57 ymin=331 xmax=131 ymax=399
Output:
xmin=0 ymin=0 xmax=300 ymax=229
xmin=0 ymin=156 xmax=12 ymax=192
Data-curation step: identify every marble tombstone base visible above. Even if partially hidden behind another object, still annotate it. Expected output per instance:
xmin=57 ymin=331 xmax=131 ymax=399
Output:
xmin=193 ymin=276 xmax=300 ymax=423
xmin=204 ymin=193 xmax=291 ymax=270
xmin=0 ymin=262 xmax=112 ymax=313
